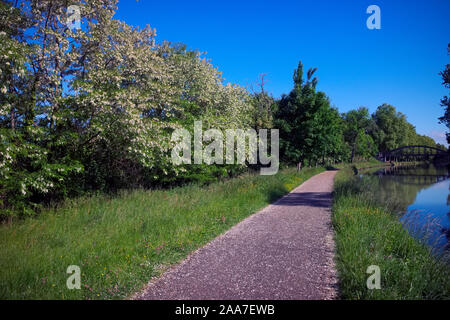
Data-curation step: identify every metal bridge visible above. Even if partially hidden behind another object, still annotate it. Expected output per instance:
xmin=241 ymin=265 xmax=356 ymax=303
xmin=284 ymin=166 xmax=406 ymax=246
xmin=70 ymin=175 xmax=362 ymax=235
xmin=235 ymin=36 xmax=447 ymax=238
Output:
xmin=381 ymin=145 xmax=448 ymax=162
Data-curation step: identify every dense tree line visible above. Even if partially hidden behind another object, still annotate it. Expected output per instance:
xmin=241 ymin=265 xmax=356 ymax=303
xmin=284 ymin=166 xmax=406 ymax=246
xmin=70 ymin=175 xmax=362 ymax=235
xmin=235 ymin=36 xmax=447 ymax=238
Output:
xmin=275 ymin=64 xmax=444 ymax=166
xmin=0 ymin=0 xmax=443 ymax=218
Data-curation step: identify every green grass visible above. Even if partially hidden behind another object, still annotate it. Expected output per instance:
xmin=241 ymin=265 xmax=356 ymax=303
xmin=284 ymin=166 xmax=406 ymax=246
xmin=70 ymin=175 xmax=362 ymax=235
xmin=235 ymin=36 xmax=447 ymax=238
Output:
xmin=332 ymin=166 xmax=450 ymax=299
xmin=332 ymin=159 xmax=385 ymax=170
xmin=0 ymin=167 xmax=324 ymax=299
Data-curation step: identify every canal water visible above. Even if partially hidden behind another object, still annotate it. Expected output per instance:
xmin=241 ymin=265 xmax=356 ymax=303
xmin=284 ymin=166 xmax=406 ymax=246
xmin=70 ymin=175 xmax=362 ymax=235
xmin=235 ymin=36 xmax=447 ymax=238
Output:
xmin=361 ymin=163 xmax=450 ymax=253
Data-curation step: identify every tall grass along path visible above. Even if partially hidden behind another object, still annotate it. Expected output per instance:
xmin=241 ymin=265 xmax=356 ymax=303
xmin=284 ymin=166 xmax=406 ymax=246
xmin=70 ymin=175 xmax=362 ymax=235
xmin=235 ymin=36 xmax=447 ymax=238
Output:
xmin=134 ymin=170 xmax=338 ymax=299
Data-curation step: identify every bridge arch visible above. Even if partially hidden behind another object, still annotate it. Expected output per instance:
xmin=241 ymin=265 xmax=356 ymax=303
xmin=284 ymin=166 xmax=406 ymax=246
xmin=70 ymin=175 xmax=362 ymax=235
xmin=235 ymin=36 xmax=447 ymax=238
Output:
xmin=382 ymin=145 xmax=448 ymax=162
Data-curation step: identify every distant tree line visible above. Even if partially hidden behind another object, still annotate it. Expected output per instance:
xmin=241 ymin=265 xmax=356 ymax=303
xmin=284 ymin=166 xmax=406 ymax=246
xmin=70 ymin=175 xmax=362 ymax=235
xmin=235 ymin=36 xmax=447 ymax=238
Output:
xmin=0 ymin=0 xmax=444 ymax=218
xmin=268 ymin=61 xmax=445 ymax=166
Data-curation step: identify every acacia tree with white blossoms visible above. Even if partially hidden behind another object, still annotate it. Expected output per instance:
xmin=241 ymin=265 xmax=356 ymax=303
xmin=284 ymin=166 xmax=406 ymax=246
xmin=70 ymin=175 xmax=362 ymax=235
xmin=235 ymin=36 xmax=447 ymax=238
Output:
xmin=0 ymin=0 xmax=85 ymax=216
xmin=157 ymin=42 xmax=256 ymax=182
xmin=0 ymin=0 xmax=257 ymax=217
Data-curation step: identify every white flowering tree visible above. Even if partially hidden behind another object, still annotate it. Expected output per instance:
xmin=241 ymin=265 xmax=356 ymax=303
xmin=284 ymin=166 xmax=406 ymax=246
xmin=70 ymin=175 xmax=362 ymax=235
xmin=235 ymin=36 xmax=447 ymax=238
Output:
xmin=157 ymin=42 xmax=255 ymax=182
xmin=0 ymin=0 xmax=257 ymax=216
xmin=0 ymin=1 xmax=83 ymax=216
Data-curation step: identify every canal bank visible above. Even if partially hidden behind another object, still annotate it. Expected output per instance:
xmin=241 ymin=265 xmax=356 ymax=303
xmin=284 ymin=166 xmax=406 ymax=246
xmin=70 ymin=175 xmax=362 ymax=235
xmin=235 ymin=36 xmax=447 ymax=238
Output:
xmin=359 ymin=162 xmax=450 ymax=251
xmin=332 ymin=163 xmax=450 ymax=299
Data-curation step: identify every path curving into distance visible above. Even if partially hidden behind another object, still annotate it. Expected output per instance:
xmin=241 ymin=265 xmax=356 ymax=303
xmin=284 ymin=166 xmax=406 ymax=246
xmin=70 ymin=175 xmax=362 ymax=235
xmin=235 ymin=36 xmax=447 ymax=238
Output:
xmin=135 ymin=170 xmax=338 ymax=300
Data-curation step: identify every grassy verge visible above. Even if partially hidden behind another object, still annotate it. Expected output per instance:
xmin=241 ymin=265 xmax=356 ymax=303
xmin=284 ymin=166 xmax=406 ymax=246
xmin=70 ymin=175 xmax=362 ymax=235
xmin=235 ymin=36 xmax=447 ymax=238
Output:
xmin=0 ymin=167 xmax=324 ymax=299
xmin=333 ymin=159 xmax=423 ymax=171
xmin=332 ymin=166 xmax=450 ymax=299
xmin=332 ymin=159 xmax=386 ymax=170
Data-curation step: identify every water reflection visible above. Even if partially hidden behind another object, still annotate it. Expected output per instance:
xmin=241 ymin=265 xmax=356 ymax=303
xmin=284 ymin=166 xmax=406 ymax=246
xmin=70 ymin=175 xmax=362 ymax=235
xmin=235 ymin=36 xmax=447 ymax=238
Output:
xmin=361 ymin=163 xmax=450 ymax=253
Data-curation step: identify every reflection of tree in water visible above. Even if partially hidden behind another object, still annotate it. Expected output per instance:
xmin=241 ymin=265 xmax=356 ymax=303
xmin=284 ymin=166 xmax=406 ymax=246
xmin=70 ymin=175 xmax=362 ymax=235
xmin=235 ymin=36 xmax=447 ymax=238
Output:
xmin=375 ymin=163 xmax=448 ymax=176
xmin=358 ymin=163 xmax=450 ymax=213
xmin=358 ymin=175 xmax=428 ymax=213
xmin=358 ymin=164 xmax=450 ymax=253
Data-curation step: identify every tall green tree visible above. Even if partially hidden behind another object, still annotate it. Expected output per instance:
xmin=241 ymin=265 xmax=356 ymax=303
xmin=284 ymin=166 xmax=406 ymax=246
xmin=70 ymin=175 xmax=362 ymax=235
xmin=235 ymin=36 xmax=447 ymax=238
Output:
xmin=275 ymin=61 xmax=343 ymax=166
xmin=250 ymin=73 xmax=275 ymax=130
xmin=342 ymin=107 xmax=377 ymax=162
xmin=371 ymin=104 xmax=410 ymax=152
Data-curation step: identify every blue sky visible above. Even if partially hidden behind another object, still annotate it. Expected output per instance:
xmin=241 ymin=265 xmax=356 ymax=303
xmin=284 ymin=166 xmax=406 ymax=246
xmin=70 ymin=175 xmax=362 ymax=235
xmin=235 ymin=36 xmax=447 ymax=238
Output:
xmin=115 ymin=0 xmax=450 ymax=145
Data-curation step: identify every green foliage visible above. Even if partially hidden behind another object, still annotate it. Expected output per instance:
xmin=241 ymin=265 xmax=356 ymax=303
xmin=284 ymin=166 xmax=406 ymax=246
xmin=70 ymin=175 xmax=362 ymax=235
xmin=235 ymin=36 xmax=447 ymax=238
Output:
xmin=250 ymin=74 xmax=275 ymax=130
xmin=0 ymin=1 xmax=254 ymax=217
xmin=275 ymin=61 xmax=345 ymax=166
xmin=0 ymin=127 xmax=82 ymax=217
xmin=371 ymin=104 xmax=408 ymax=152
xmin=272 ymin=61 xmax=439 ymax=169
xmin=342 ymin=107 xmax=377 ymax=162
xmin=371 ymin=104 xmax=440 ymax=152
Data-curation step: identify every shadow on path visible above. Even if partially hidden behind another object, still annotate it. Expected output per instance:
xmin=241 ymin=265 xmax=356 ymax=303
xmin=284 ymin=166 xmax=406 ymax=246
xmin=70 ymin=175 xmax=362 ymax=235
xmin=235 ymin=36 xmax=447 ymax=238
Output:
xmin=273 ymin=192 xmax=332 ymax=208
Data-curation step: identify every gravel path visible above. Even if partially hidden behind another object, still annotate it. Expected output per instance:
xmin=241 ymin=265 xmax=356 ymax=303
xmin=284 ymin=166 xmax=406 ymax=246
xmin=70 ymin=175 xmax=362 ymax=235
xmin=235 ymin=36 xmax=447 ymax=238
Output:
xmin=135 ymin=170 xmax=338 ymax=300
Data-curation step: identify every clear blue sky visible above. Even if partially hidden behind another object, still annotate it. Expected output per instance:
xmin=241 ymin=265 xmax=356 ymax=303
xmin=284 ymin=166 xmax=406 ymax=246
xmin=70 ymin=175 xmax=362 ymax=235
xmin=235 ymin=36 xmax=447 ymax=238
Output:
xmin=115 ymin=0 xmax=450 ymax=145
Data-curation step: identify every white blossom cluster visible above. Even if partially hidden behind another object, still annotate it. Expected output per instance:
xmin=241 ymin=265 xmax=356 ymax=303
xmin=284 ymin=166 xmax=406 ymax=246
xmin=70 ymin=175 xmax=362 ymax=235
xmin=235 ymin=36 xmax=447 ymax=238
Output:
xmin=0 ymin=0 xmax=256 ymax=210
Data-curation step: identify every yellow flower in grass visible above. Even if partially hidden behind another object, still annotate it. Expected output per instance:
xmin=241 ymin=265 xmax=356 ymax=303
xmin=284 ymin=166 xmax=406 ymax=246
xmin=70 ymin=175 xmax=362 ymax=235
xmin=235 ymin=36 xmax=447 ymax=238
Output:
xmin=284 ymin=183 xmax=295 ymax=190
